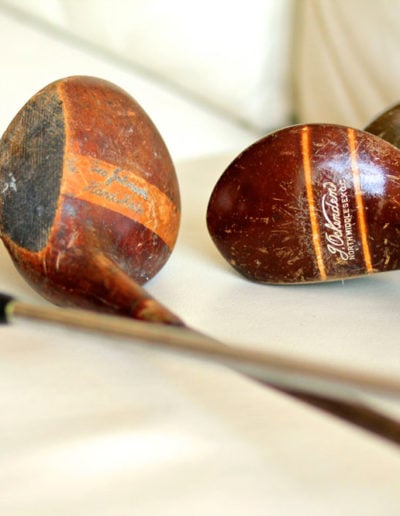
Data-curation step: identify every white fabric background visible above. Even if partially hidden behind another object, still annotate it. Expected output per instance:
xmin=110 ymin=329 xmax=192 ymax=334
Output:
xmin=2 ymin=0 xmax=295 ymax=132
xmin=295 ymin=0 xmax=400 ymax=129
xmin=6 ymin=0 xmax=400 ymax=132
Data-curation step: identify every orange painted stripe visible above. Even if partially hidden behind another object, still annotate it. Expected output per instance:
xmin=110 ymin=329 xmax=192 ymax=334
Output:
xmin=301 ymin=126 xmax=327 ymax=280
xmin=62 ymin=152 xmax=179 ymax=249
xmin=347 ymin=128 xmax=373 ymax=273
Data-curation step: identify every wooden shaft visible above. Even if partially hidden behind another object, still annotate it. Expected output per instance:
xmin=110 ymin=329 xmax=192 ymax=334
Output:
xmin=8 ymin=299 xmax=400 ymax=403
xmin=3 ymin=295 xmax=400 ymax=445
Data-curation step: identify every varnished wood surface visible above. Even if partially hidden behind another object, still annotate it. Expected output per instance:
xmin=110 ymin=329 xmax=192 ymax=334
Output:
xmin=0 ymin=76 xmax=181 ymax=323
xmin=207 ymin=124 xmax=400 ymax=284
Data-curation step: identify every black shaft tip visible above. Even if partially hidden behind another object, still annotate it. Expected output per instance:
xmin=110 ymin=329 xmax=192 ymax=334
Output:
xmin=0 ymin=293 xmax=15 ymax=324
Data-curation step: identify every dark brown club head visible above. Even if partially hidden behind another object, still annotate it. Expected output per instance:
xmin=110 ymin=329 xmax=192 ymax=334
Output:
xmin=365 ymin=102 xmax=400 ymax=149
xmin=207 ymin=124 xmax=400 ymax=284
xmin=0 ymin=76 xmax=182 ymax=323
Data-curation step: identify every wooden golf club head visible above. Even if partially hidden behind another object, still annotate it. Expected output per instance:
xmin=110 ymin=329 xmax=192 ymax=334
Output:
xmin=0 ymin=76 xmax=182 ymax=323
xmin=365 ymin=102 xmax=400 ymax=149
xmin=207 ymin=123 xmax=400 ymax=284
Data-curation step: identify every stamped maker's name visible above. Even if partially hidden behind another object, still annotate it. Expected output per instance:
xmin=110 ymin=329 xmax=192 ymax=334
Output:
xmin=321 ymin=179 xmax=356 ymax=261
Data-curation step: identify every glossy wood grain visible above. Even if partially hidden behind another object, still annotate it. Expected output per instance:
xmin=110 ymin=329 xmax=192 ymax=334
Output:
xmin=207 ymin=124 xmax=400 ymax=284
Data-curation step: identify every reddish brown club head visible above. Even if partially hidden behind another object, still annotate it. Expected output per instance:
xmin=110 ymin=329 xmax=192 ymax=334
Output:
xmin=0 ymin=76 xmax=182 ymax=324
xmin=207 ymin=124 xmax=400 ymax=284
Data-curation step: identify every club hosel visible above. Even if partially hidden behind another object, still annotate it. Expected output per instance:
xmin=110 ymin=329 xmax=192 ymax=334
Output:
xmin=76 ymin=252 xmax=184 ymax=325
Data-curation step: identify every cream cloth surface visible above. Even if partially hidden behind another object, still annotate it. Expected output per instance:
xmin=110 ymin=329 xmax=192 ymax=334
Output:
xmin=1 ymin=0 xmax=295 ymax=133
xmin=295 ymin=0 xmax=400 ymax=129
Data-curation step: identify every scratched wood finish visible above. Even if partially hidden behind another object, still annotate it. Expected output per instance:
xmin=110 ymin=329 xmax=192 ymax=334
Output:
xmin=0 ymin=76 xmax=181 ymax=323
xmin=207 ymin=124 xmax=400 ymax=283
